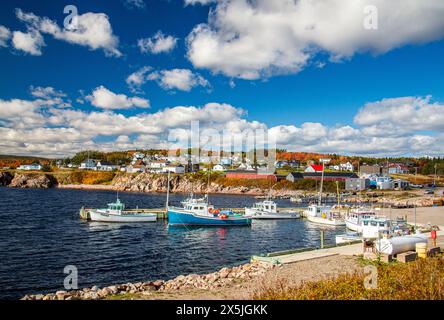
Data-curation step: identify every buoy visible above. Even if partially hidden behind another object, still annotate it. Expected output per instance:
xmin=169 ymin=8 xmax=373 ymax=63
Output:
xmin=416 ymin=242 xmax=428 ymax=259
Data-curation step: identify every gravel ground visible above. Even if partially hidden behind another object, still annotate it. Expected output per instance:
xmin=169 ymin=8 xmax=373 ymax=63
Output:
xmin=136 ymin=255 xmax=361 ymax=300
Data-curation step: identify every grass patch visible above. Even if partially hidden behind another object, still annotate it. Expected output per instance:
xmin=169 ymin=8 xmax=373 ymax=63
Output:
xmin=253 ymin=257 xmax=444 ymax=300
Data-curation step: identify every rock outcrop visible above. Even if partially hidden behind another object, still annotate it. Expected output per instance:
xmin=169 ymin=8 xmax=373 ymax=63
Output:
xmin=111 ymin=173 xmax=298 ymax=197
xmin=8 ymin=173 xmax=57 ymax=189
xmin=0 ymin=172 xmax=13 ymax=186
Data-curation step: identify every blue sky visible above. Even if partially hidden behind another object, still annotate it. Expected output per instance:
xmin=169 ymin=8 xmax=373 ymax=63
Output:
xmin=1 ymin=0 xmax=444 ymax=157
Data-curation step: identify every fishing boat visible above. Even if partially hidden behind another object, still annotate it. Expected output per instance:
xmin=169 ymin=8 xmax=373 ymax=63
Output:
xmin=244 ymin=200 xmax=300 ymax=219
xmin=305 ymin=204 xmax=346 ymax=226
xmin=361 ymin=216 xmax=391 ymax=239
xmin=345 ymin=207 xmax=376 ymax=232
xmin=289 ymin=196 xmax=303 ymax=203
xmin=168 ymin=195 xmax=251 ymax=226
xmin=304 ymin=159 xmax=345 ymax=226
xmin=88 ymin=197 xmax=157 ymax=223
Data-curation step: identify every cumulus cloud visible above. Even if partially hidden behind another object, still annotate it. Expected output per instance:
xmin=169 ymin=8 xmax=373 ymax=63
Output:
xmin=2 ymin=89 xmax=444 ymax=157
xmin=12 ymin=30 xmax=45 ymax=55
xmin=86 ymin=86 xmax=150 ymax=110
xmin=148 ymin=68 xmax=211 ymax=91
xmin=354 ymin=96 xmax=444 ymax=132
xmin=186 ymin=0 xmax=444 ymax=79
xmin=124 ymin=0 xmax=146 ymax=9
xmin=184 ymin=0 xmax=216 ymax=6
xmin=138 ymin=31 xmax=178 ymax=54
xmin=126 ymin=67 xmax=211 ymax=92
xmin=15 ymin=8 xmax=121 ymax=57
xmin=0 ymin=25 xmax=11 ymax=47
xmin=126 ymin=66 xmax=152 ymax=93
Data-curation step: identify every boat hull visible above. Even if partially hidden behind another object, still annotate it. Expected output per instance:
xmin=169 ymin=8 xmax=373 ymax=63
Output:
xmin=89 ymin=210 xmax=157 ymax=223
xmin=168 ymin=209 xmax=251 ymax=226
xmin=306 ymin=215 xmax=345 ymax=226
xmin=345 ymin=220 xmax=362 ymax=232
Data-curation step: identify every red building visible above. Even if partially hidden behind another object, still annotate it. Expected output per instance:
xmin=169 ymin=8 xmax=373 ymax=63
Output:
xmin=225 ymin=170 xmax=278 ymax=182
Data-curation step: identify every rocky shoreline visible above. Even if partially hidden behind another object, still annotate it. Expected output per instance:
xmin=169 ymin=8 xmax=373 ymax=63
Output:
xmin=1 ymin=171 xmax=438 ymax=207
xmin=21 ymin=260 xmax=276 ymax=300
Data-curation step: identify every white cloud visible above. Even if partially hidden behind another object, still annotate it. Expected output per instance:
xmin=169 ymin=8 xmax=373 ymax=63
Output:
xmin=354 ymin=96 xmax=444 ymax=132
xmin=0 ymin=25 xmax=11 ymax=47
xmin=124 ymin=0 xmax=146 ymax=9
xmin=148 ymin=68 xmax=211 ymax=91
xmin=12 ymin=30 xmax=45 ymax=55
xmin=184 ymin=0 xmax=216 ymax=6
xmin=138 ymin=31 xmax=178 ymax=54
xmin=126 ymin=66 xmax=152 ymax=93
xmin=186 ymin=0 xmax=444 ymax=79
xmin=30 ymin=86 xmax=66 ymax=99
xmin=16 ymin=8 xmax=121 ymax=57
xmin=2 ymin=90 xmax=444 ymax=157
xmin=86 ymin=86 xmax=150 ymax=110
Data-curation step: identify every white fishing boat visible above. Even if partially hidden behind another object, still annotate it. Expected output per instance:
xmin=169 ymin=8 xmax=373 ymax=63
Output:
xmin=290 ymin=196 xmax=303 ymax=204
xmin=345 ymin=207 xmax=376 ymax=232
xmin=361 ymin=216 xmax=391 ymax=239
xmin=305 ymin=204 xmax=346 ymax=226
xmin=89 ymin=197 xmax=157 ymax=223
xmin=304 ymin=158 xmax=345 ymax=226
xmin=244 ymin=200 xmax=300 ymax=219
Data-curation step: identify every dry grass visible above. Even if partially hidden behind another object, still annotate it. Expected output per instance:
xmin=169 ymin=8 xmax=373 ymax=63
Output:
xmin=253 ymin=257 xmax=444 ymax=300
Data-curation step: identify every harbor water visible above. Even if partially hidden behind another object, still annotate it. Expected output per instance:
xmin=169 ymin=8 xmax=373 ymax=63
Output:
xmin=0 ymin=187 xmax=346 ymax=299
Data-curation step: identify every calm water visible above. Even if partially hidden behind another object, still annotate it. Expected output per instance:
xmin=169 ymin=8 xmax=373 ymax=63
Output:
xmin=0 ymin=187 xmax=345 ymax=299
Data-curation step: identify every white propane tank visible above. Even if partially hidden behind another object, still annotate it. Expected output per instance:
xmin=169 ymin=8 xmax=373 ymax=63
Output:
xmin=375 ymin=233 xmax=427 ymax=255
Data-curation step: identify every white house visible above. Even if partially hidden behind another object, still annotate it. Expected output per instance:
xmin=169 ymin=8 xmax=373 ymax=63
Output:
xmin=79 ymin=159 xmax=97 ymax=170
xmin=17 ymin=163 xmax=42 ymax=171
xmin=213 ymin=164 xmax=227 ymax=172
xmin=96 ymin=161 xmax=119 ymax=171
xmin=340 ymin=162 xmax=354 ymax=172
xmin=146 ymin=160 xmax=169 ymax=173
xmin=163 ymin=164 xmax=185 ymax=174
xmin=126 ymin=160 xmax=146 ymax=173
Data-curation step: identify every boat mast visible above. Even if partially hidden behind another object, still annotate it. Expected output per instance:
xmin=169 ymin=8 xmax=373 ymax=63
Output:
xmin=165 ymin=170 xmax=170 ymax=213
xmin=318 ymin=158 xmax=330 ymax=207
xmin=206 ymin=170 xmax=210 ymax=205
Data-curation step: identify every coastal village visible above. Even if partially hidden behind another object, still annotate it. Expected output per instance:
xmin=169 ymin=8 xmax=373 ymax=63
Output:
xmin=2 ymin=150 xmax=443 ymax=194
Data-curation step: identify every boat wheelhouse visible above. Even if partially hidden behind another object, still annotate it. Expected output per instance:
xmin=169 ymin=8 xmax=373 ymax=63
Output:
xmin=244 ymin=200 xmax=300 ymax=219
xmin=345 ymin=207 xmax=377 ymax=232
xmin=305 ymin=204 xmax=345 ymax=226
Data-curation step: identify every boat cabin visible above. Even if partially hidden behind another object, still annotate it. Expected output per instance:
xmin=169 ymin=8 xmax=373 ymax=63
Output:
xmin=362 ymin=217 xmax=390 ymax=239
xmin=253 ymin=200 xmax=277 ymax=213
xmin=306 ymin=204 xmax=331 ymax=217
xmin=107 ymin=199 xmax=125 ymax=212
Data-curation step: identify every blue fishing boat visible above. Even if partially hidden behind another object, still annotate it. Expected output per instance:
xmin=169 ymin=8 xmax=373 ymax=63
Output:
xmin=168 ymin=195 xmax=251 ymax=227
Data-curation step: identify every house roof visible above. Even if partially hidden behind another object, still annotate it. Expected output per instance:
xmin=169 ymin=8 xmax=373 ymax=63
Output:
xmin=98 ymin=161 xmax=114 ymax=166
xmin=303 ymin=172 xmax=358 ymax=178
xmin=309 ymin=165 xmax=324 ymax=171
